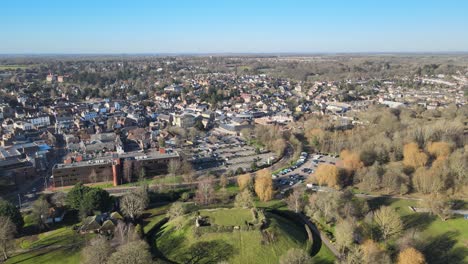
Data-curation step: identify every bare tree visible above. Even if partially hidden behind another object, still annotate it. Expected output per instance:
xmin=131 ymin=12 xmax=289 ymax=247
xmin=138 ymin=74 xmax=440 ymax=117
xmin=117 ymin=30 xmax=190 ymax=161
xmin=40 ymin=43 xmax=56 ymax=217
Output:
xmin=373 ymin=206 xmax=403 ymax=240
xmin=31 ymin=196 xmax=50 ymax=230
xmin=88 ymin=168 xmax=98 ymax=184
xmin=219 ymin=174 xmax=228 ymax=188
xmin=279 ymin=248 xmax=312 ymax=264
xmin=234 ymin=189 xmax=254 ymax=209
xmin=0 ymin=217 xmax=15 ymax=261
xmin=107 ymin=240 xmax=152 ymax=264
xmin=286 ymin=186 xmax=305 ymax=213
xmin=81 ymin=236 xmax=113 ymax=264
xmin=195 ymin=176 xmax=215 ymax=205
xmin=120 ymin=188 xmax=149 ymax=221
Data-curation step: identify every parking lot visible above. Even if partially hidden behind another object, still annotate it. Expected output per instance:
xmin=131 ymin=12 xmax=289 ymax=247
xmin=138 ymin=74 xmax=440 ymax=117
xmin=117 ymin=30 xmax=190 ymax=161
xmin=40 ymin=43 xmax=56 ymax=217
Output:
xmin=273 ymin=152 xmax=339 ymax=194
xmin=184 ymin=134 xmax=277 ymax=176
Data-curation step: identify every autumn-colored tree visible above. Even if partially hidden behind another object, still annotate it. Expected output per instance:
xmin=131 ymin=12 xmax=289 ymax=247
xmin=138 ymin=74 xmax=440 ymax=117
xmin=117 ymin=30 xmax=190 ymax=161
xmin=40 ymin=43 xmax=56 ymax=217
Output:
xmin=254 ymin=169 xmax=273 ymax=202
xmin=361 ymin=239 xmax=391 ymax=264
xmin=341 ymin=149 xmax=363 ymax=171
xmin=397 ymin=247 xmax=426 ymax=264
xmin=427 ymin=141 xmax=452 ymax=160
xmin=237 ymin=174 xmax=252 ymax=191
xmin=403 ymin=142 xmax=428 ymax=168
xmin=311 ymin=164 xmax=339 ymax=189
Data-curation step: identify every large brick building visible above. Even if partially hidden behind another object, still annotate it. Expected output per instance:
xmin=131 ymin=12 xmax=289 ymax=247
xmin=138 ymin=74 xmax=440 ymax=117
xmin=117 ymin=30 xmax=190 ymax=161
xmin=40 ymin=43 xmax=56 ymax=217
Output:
xmin=52 ymin=151 xmax=179 ymax=187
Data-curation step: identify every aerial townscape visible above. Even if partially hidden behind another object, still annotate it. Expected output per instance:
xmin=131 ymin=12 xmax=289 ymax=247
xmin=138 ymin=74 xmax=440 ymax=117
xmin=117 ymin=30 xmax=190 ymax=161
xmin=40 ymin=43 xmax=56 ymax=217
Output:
xmin=0 ymin=1 xmax=467 ymax=264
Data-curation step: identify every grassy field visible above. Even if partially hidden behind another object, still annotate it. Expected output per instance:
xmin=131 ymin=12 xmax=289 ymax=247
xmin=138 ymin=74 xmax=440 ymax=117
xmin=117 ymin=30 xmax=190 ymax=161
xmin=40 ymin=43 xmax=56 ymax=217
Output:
xmin=7 ymin=227 xmax=87 ymax=264
xmin=199 ymin=208 xmax=253 ymax=226
xmin=367 ymin=197 xmax=468 ymax=263
xmin=155 ymin=208 xmax=313 ymax=264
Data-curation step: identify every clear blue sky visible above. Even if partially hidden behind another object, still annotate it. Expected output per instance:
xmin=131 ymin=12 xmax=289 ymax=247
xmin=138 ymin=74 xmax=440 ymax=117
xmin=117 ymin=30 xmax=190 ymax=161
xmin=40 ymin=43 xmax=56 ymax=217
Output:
xmin=1 ymin=0 xmax=468 ymax=53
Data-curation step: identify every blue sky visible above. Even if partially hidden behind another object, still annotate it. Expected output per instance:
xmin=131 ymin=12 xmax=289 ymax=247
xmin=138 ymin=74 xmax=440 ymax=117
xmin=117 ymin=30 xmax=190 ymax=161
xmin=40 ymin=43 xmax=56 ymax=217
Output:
xmin=1 ymin=0 xmax=468 ymax=53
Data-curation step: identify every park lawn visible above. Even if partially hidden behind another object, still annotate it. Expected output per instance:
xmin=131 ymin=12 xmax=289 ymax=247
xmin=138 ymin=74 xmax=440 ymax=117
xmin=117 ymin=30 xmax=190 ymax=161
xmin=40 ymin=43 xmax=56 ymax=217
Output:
xmin=312 ymin=242 xmax=335 ymax=264
xmin=372 ymin=197 xmax=468 ymax=263
xmin=6 ymin=245 xmax=82 ymax=264
xmin=8 ymin=227 xmax=87 ymax=264
xmin=199 ymin=208 xmax=253 ymax=226
xmin=153 ymin=175 xmax=183 ymax=184
xmin=156 ymin=210 xmax=310 ymax=264
xmin=142 ymin=204 xmax=171 ymax=234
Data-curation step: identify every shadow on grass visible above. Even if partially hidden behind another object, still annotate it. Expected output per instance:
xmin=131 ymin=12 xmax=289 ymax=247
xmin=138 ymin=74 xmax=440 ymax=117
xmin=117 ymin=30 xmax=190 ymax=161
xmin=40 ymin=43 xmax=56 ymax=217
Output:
xmin=366 ymin=196 xmax=393 ymax=211
xmin=402 ymin=213 xmax=436 ymax=231
xmin=176 ymin=240 xmax=236 ymax=264
xmin=422 ymin=231 xmax=467 ymax=264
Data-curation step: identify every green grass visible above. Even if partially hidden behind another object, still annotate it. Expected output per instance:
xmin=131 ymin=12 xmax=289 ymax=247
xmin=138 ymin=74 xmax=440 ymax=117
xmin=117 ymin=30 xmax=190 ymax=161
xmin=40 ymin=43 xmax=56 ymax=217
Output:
xmin=312 ymin=242 xmax=335 ymax=264
xmin=368 ymin=197 xmax=468 ymax=263
xmin=8 ymin=227 xmax=87 ymax=264
xmin=153 ymin=176 xmax=183 ymax=184
xmin=199 ymin=208 xmax=254 ymax=226
xmin=156 ymin=209 xmax=311 ymax=264
xmin=142 ymin=204 xmax=171 ymax=234
xmin=6 ymin=246 xmax=82 ymax=264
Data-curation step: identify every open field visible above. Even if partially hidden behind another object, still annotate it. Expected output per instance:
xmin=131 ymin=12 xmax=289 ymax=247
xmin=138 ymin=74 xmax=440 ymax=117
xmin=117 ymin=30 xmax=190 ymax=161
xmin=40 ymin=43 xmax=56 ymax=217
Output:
xmin=155 ymin=208 xmax=313 ymax=264
xmin=367 ymin=197 xmax=468 ymax=263
xmin=7 ymin=227 xmax=88 ymax=264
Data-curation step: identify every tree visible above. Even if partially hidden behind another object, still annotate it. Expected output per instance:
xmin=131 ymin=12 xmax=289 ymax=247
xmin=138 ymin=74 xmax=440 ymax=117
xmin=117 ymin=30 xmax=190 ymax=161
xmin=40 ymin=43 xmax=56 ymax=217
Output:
xmin=219 ymin=174 xmax=228 ymax=188
xmin=412 ymin=166 xmax=444 ymax=194
xmin=397 ymin=247 xmax=426 ymax=264
xmin=311 ymin=164 xmax=340 ymax=189
xmin=82 ymin=188 xmax=112 ymax=214
xmin=120 ymin=188 xmax=149 ymax=221
xmin=286 ymin=186 xmax=306 ymax=213
xmin=335 ymin=220 xmax=356 ymax=253
xmin=167 ymin=202 xmax=186 ymax=220
xmin=373 ymin=206 xmax=403 ymax=240
xmin=181 ymin=160 xmax=194 ymax=184
xmin=195 ymin=177 xmax=215 ymax=205
xmin=254 ymin=169 xmax=273 ymax=202
xmin=107 ymin=240 xmax=153 ymax=264
xmin=31 ymin=196 xmax=50 ymax=230
xmin=237 ymin=173 xmax=252 ymax=191
xmin=234 ymin=189 xmax=254 ymax=208
xmin=279 ymin=248 xmax=312 ymax=264
xmin=360 ymin=239 xmax=391 ymax=264
xmin=0 ymin=216 xmax=16 ymax=261
xmin=341 ymin=149 xmax=363 ymax=172
xmin=360 ymin=149 xmax=377 ymax=167
xmin=81 ymin=237 xmax=113 ymax=264
xmin=88 ymin=168 xmax=98 ymax=184
xmin=420 ymin=196 xmax=452 ymax=221
xmin=50 ymin=192 xmax=66 ymax=207
xmin=167 ymin=202 xmax=187 ymax=229
xmin=123 ymin=159 xmax=134 ymax=183
xmin=66 ymin=183 xmax=91 ymax=210
xmin=138 ymin=167 xmax=146 ymax=183
xmin=403 ymin=142 xmax=428 ymax=168
xmin=427 ymin=141 xmax=452 ymax=160
xmin=0 ymin=199 xmax=23 ymax=231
